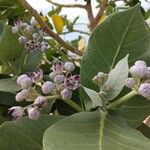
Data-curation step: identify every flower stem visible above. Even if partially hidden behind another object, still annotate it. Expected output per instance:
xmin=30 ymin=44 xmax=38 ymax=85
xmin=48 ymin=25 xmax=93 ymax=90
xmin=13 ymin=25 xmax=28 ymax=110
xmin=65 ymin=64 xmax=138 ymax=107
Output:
xmin=46 ymin=95 xmax=60 ymax=100
xmin=106 ymin=91 xmax=137 ymax=110
xmin=65 ymin=100 xmax=83 ymax=112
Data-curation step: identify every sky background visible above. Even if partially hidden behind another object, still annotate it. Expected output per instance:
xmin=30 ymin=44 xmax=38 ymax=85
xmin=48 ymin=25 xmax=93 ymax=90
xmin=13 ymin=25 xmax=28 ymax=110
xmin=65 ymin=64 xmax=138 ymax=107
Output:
xmin=26 ymin=0 xmax=150 ymax=40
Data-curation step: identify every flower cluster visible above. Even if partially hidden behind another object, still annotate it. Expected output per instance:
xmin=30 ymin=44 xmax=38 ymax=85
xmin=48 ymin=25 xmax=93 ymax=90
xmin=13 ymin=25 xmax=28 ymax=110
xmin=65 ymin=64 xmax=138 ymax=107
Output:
xmin=12 ymin=18 xmax=49 ymax=53
xmin=8 ymin=60 xmax=80 ymax=121
xmin=125 ymin=60 xmax=150 ymax=99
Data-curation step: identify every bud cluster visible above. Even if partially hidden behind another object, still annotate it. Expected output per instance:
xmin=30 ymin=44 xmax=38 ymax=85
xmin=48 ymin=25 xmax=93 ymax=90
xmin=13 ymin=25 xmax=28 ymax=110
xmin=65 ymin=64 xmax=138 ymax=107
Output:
xmin=125 ymin=60 xmax=150 ymax=99
xmin=9 ymin=60 xmax=80 ymax=121
xmin=12 ymin=18 xmax=49 ymax=53
xmin=47 ymin=60 xmax=80 ymax=100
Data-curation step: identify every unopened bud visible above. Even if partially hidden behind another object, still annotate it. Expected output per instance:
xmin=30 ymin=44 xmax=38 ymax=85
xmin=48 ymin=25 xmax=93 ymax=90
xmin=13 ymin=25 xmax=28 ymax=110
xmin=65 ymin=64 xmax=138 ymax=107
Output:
xmin=61 ymin=88 xmax=72 ymax=100
xmin=30 ymin=18 xmax=38 ymax=26
xmin=129 ymin=61 xmax=148 ymax=78
xmin=64 ymin=62 xmax=75 ymax=72
xmin=20 ymin=76 xmax=32 ymax=89
xmin=15 ymin=89 xmax=29 ymax=102
xmin=8 ymin=106 xmax=24 ymax=120
xmin=42 ymin=81 xmax=55 ymax=94
xmin=12 ymin=26 xmax=19 ymax=34
xmin=41 ymin=45 xmax=47 ymax=52
xmin=18 ymin=36 xmax=27 ymax=44
xmin=34 ymin=96 xmax=47 ymax=108
xmin=17 ymin=74 xmax=28 ymax=85
xmin=49 ymin=72 xmax=56 ymax=80
xmin=54 ymin=75 xmax=65 ymax=84
xmin=125 ymin=78 xmax=135 ymax=88
xmin=24 ymin=25 xmax=34 ymax=34
xmin=27 ymin=107 xmax=40 ymax=120
xmin=52 ymin=60 xmax=63 ymax=75
xmin=92 ymin=72 xmax=108 ymax=86
xmin=139 ymin=83 xmax=150 ymax=98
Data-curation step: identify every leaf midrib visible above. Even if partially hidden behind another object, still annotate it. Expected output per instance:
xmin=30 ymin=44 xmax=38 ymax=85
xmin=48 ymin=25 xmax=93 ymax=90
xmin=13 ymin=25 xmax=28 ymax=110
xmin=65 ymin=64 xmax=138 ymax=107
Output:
xmin=110 ymin=8 xmax=137 ymax=70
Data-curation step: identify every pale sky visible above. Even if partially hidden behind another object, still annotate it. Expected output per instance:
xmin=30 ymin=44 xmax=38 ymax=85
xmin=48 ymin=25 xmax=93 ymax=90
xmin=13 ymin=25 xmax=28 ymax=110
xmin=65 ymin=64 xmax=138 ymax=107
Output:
xmin=27 ymin=0 xmax=150 ymax=40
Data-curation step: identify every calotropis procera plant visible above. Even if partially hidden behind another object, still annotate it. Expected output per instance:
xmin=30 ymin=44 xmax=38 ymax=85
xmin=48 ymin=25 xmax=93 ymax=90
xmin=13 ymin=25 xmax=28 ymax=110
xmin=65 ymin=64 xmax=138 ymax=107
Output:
xmin=0 ymin=1 xmax=150 ymax=150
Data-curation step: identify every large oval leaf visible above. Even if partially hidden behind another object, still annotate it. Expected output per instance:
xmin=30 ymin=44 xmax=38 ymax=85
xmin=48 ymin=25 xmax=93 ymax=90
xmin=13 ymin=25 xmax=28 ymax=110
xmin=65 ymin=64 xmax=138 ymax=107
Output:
xmin=0 ymin=115 xmax=63 ymax=150
xmin=43 ymin=111 xmax=150 ymax=150
xmin=80 ymin=4 xmax=150 ymax=108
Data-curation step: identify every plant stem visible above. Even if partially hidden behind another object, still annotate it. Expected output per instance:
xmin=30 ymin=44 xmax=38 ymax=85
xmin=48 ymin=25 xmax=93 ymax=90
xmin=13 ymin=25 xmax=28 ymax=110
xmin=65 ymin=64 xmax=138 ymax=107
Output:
xmin=46 ymin=95 xmax=60 ymax=100
xmin=18 ymin=0 xmax=82 ymax=56
xmin=43 ymin=54 xmax=51 ymax=65
xmin=106 ymin=91 xmax=137 ymax=110
xmin=65 ymin=100 xmax=83 ymax=112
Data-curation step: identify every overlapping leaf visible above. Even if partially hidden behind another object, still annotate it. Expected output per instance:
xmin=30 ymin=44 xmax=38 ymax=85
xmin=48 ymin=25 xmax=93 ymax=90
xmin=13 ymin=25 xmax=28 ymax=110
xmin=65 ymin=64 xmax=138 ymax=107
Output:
xmin=0 ymin=115 xmax=63 ymax=150
xmin=43 ymin=111 xmax=150 ymax=150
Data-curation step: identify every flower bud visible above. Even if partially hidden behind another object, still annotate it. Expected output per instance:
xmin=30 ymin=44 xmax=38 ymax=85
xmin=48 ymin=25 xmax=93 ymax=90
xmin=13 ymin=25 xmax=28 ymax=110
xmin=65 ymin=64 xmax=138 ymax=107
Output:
xmin=54 ymin=75 xmax=65 ymax=84
xmin=135 ymin=60 xmax=147 ymax=66
xmin=8 ymin=106 xmax=24 ymax=120
xmin=20 ymin=76 xmax=32 ymax=89
xmin=21 ymin=23 xmax=28 ymax=29
xmin=34 ymin=96 xmax=47 ymax=108
xmin=61 ymin=88 xmax=72 ymax=100
xmin=17 ymin=74 xmax=28 ymax=85
xmin=32 ymin=33 xmax=39 ymax=39
xmin=145 ymin=67 xmax=150 ymax=79
xmin=30 ymin=18 xmax=38 ymax=26
xmin=27 ymin=107 xmax=40 ymax=120
xmin=139 ymin=83 xmax=150 ymax=98
xmin=18 ymin=36 xmax=27 ymax=44
xmin=15 ymin=89 xmax=29 ymax=102
xmin=52 ymin=60 xmax=63 ymax=75
xmin=30 ymin=68 xmax=43 ymax=83
xmin=92 ymin=72 xmax=108 ymax=86
xmin=24 ymin=25 xmax=34 ymax=34
xmin=125 ymin=78 xmax=135 ymax=88
xmin=129 ymin=61 xmax=148 ymax=78
xmin=12 ymin=26 xmax=19 ymax=34
xmin=64 ymin=62 xmax=75 ymax=72
xmin=49 ymin=72 xmax=56 ymax=80
xmin=42 ymin=81 xmax=55 ymax=94
xmin=41 ymin=45 xmax=47 ymax=52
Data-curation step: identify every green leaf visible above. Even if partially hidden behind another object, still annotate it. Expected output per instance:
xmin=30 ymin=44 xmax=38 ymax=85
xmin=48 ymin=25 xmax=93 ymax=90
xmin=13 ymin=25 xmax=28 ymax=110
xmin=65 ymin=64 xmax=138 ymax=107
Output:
xmin=80 ymin=4 xmax=150 ymax=109
xmin=0 ymin=115 xmax=63 ymax=150
xmin=83 ymin=86 xmax=103 ymax=108
xmin=119 ymin=95 xmax=150 ymax=128
xmin=138 ymin=123 xmax=150 ymax=139
xmin=43 ymin=110 xmax=150 ymax=150
xmin=0 ymin=77 xmax=21 ymax=93
xmin=103 ymin=55 xmax=129 ymax=101
xmin=0 ymin=21 xmax=23 ymax=63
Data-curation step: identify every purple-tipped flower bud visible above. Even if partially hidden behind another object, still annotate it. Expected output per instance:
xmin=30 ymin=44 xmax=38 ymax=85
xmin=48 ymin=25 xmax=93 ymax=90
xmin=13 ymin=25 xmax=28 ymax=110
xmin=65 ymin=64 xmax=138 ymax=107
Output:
xmin=129 ymin=61 xmax=148 ymax=78
xmin=54 ymin=75 xmax=65 ymax=84
xmin=49 ymin=72 xmax=56 ymax=80
xmin=61 ymin=88 xmax=72 ymax=100
xmin=125 ymin=78 xmax=135 ymax=88
xmin=15 ymin=89 xmax=29 ymax=102
xmin=27 ymin=107 xmax=40 ymax=120
xmin=20 ymin=76 xmax=32 ymax=89
xmin=30 ymin=68 xmax=43 ymax=83
xmin=42 ymin=81 xmax=55 ymax=94
xmin=64 ymin=62 xmax=75 ymax=72
xmin=8 ymin=106 xmax=24 ymax=120
xmin=17 ymin=74 xmax=28 ymax=85
xmin=34 ymin=96 xmax=47 ymax=108
xmin=139 ymin=83 xmax=150 ymax=98
xmin=18 ymin=36 xmax=27 ymax=44
xmin=12 ymin=26 xmax=19 ymax=34
xmin=30 ymin=18 xmax=38 ymax=26
xmin=92 ymin=72 xmax=108 ymax=86
xmin=52 ymin=60 xmax=63 ymax=75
